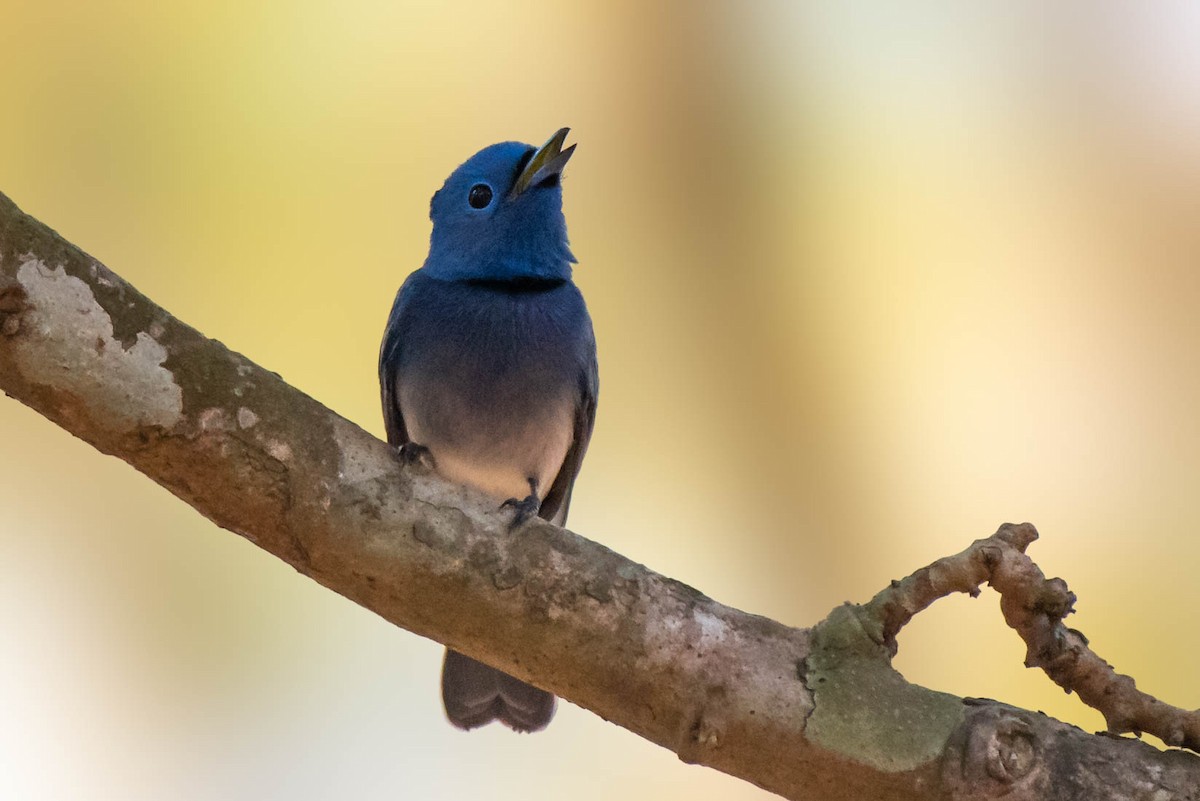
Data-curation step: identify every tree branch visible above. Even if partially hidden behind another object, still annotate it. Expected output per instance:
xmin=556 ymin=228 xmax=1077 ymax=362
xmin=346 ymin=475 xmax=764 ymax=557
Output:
xmin=2 ymin=190 xmax=1197 ymax=800
xmin=865 ymin=522 xmax=1200 ymax=752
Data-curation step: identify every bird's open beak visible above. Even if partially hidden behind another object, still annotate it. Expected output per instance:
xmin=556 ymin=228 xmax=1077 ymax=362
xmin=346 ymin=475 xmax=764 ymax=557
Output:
xmin=509 ymin=127 xmax=575 ymax=199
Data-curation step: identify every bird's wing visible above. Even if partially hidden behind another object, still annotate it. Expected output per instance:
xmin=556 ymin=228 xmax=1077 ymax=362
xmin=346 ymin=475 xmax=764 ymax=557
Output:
xmin=378 ymin=277 xmax=414 ymax=447
xmin=539 ymin=338 xmax=599 ymax=527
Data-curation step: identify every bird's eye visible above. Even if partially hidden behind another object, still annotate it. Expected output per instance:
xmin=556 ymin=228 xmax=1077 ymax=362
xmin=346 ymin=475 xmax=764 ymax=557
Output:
xmin=468 ymin=184 xmax=493 ymax=209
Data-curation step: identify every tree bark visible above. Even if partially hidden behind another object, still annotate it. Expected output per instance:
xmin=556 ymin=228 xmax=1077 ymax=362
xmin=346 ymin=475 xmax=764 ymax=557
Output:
xmin=1 ymin=190 xmax=1197 ymax=800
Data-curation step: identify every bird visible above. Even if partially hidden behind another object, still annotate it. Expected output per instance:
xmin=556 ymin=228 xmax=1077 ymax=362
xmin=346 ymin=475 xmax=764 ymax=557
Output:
xmin=378 ymin=128 xmax=598 ymax=733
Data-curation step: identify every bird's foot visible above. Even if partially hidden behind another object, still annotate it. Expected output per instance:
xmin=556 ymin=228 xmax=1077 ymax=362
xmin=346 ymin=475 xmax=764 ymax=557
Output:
xmin=501 ymin=478 xmax=540 ymax=530
xmin=396 ymin=442 xmax=436 ymax=470
xmin=501 ymin=494 xmax=541 ymax=530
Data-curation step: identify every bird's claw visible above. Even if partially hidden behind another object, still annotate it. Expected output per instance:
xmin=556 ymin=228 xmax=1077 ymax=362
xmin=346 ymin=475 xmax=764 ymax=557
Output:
xmin=397 ymin=442 xmax=435 ymax=470
xmin=501 ymin=493 xmax=541 ymax=530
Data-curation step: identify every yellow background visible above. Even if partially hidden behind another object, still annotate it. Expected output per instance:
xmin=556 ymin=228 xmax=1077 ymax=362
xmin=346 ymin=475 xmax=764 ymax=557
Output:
xmin=3 ymin=2 xmax=1200 ymax=798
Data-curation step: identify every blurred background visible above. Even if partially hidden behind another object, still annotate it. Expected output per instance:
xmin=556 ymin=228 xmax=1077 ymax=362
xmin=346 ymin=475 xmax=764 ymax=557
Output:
xmin=3 ymin=1 xmax=1200 ymax=798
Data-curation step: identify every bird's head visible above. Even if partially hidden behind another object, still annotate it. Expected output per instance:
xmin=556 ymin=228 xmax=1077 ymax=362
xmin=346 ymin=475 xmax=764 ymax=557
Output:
xmin=423 ymin=128 xmax=577 ymax=282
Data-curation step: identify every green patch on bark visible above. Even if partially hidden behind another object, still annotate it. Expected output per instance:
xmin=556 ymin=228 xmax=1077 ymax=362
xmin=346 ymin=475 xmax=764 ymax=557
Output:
xmin=804 ymin=604 xmax=963 ymax=772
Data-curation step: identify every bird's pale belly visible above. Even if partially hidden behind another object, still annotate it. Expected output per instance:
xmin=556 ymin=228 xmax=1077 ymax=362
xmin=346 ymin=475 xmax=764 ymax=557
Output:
xmin=398 ymin=377 xmax=575 ymax=503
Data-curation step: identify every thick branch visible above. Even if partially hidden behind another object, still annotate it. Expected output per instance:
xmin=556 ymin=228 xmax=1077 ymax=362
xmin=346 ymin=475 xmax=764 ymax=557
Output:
xmin=2 ymin=190 xmax=1198 ymax=800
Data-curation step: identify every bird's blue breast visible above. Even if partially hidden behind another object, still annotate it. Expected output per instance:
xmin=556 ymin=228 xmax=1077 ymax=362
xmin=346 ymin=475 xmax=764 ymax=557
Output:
xmin=387 ymin=271 xmax=592 ymax=464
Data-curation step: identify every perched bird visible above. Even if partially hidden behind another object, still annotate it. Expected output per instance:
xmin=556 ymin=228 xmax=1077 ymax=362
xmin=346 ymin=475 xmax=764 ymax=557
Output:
xmin=379 ymin=129 xmax=598 ymax=732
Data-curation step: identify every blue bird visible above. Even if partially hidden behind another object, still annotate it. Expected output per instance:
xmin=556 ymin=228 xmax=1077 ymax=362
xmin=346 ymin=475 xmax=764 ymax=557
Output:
xmin=379 ymin=129 xmax=598 ymax=732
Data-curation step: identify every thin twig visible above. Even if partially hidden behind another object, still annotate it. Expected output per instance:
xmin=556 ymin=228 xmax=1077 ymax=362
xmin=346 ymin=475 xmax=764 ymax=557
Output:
xmin=862 ymin=522 xmax=1200 ymax=750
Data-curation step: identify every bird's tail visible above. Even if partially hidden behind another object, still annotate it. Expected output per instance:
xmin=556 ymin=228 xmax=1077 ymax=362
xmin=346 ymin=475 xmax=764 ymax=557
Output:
xmin=441 ymin=649 xmax=556 ymax=732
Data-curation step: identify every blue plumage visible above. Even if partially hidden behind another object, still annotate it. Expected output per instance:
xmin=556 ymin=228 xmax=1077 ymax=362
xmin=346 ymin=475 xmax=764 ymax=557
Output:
xmin=423 ymin=141 xmax=576 ymax=282
xmin=379 ymin=129 xmax=597 ymax=732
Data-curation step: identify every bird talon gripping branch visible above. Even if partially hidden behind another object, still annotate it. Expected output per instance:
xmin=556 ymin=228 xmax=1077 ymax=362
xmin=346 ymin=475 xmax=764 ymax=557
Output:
xmin=396 ymin=441 xmax=435 ymax=469
xmin=501 ymin=492 xmax=542 ymax=530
